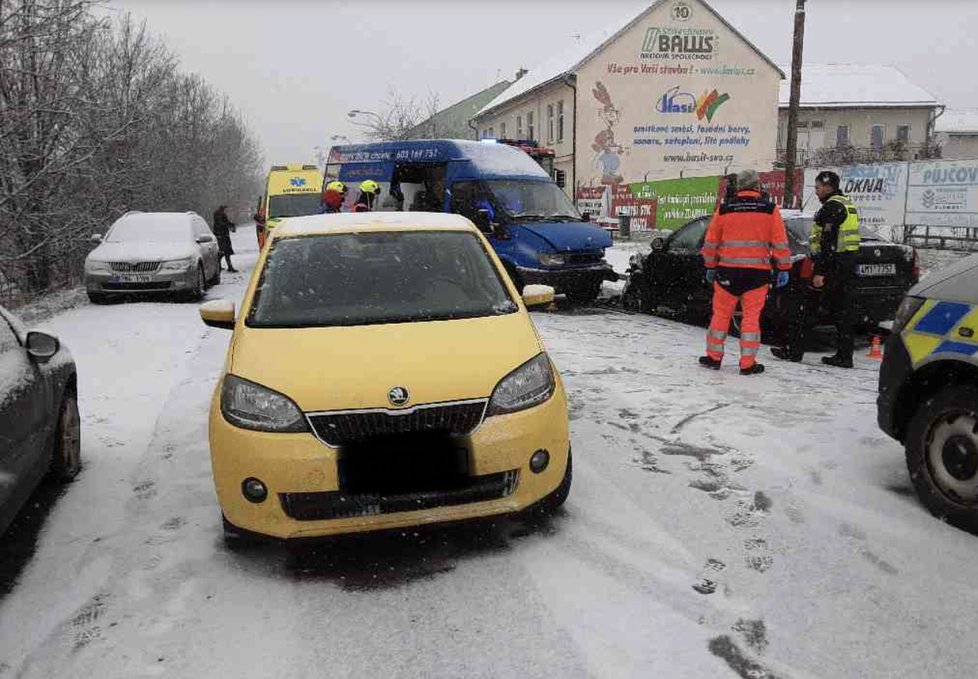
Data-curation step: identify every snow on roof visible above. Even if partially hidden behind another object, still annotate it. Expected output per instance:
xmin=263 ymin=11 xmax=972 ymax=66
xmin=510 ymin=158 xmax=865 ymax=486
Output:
xmin=274 ymin=212 xmax=476 ymax=236
xmin=935 ymin=109 xmax=978 ymax=134
xmin=778 ymin=65 xmax=939 ymax=109
xmin=477 ymin=0 xmax=782 ymax=118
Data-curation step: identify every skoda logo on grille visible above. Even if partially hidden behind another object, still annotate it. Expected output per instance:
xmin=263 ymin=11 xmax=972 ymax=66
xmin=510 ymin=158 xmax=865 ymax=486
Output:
xmin=388 ymin=386 xmax=410 ymax=407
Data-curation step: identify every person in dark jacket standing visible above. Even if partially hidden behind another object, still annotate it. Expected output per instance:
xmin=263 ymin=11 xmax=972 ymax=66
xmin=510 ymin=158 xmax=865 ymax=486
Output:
xmin=212 ymin=205 xmax=237 ymax=272
xmin=772 ymin=170 xmax=861 ymax=368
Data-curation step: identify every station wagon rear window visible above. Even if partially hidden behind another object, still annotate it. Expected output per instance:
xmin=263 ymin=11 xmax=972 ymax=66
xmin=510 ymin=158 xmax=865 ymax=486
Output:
xmin=247 ymin=231 xmax=518 ymax=328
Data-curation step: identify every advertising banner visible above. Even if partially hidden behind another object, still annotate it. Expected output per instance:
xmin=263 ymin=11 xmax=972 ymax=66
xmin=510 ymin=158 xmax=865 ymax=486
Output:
xmin=906 ymin=160 xmax=978 ymax=228
xmin=575 ymin=186 xmax=607 ymax=221
xmin=628 ymin=175 xmax=719 ymax=230
xmin=610 ymin=184 xmax=658 ymax=231
xmin=803 ymin=164 xmax=908 ymax=231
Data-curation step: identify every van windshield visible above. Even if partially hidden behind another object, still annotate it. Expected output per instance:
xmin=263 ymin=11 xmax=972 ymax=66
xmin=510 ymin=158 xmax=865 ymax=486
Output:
xmin=247 ymin=231 xmax=518 ymax=328
xmin=268 ymin=193 xmax=322 ymax=219
xmin=485 ymin=180 xmax=580 ymax=222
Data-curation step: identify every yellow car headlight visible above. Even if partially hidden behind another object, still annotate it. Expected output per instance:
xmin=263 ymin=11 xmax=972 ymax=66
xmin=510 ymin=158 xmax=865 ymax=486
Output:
xmin=487 ymin=353 xmax=555 ymax=416
xmin=221 ymin=375 xmax=307 ymax=433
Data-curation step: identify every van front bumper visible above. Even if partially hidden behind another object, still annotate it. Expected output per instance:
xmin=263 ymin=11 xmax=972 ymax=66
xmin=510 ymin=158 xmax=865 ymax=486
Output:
xmin=517 ymin=263 xmax=618 ymax=292
xmin=209 ymin=386 xmax=570 ymax=540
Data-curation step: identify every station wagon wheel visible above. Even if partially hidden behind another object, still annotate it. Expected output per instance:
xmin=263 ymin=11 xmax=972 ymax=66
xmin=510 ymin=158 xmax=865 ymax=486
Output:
xmin=50 ymin=389 xmax=81 ymax=483
xmin=906 ymin=385 xmax=978 ymax=533
xmin=191 ymin=264 xmax=205 ymax=301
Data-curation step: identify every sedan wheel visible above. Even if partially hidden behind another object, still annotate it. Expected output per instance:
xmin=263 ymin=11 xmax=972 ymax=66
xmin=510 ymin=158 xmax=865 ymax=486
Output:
xmin=50 ymin=390 xmax=81 ymax=483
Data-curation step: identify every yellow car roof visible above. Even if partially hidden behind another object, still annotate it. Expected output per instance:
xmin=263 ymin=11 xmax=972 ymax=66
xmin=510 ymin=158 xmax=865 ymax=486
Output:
xmin=273 ymin=212 xmax=478 ymax=238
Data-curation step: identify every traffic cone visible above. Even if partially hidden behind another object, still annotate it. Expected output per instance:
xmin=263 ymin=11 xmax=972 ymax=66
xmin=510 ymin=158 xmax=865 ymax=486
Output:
xmin=867 ymin=336 xmax=883 ymax=360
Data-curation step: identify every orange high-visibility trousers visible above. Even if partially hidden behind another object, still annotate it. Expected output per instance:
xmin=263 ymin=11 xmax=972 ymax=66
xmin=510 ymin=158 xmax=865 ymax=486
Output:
xmin=705 ymin=283 xmax=768 ymax=369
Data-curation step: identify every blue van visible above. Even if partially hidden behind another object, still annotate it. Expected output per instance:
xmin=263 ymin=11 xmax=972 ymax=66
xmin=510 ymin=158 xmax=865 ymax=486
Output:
xmin=324 ymin=139 xmax=615 ymax=303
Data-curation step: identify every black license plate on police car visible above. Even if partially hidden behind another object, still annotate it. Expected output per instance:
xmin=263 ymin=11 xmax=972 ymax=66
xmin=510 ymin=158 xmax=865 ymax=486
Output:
xmin=857 ymin=263 xmax=896 ymax=277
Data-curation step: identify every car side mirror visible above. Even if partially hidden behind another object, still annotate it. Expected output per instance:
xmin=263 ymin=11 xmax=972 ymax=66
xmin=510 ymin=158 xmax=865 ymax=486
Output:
xmin=522 ymin=284 xmax=555 ymax=309
xmin=200 ymin=299 xmax=235 ymax=330
xmin=196 ymin=234 xmax=215 ymax=244
xmin=581 ymin=212 xmax=591 ymax=222
xmin=651 ymin=237 xmax=666 ymax=251
xmin=90 ymin=233 xmax=103 ymax=243
xmin=26 ymin=330 xmax=59 ymax=362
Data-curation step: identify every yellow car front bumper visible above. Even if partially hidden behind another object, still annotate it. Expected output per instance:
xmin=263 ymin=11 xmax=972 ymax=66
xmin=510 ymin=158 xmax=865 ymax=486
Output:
xmin=208 ymin=386 xmax=570 ymax=539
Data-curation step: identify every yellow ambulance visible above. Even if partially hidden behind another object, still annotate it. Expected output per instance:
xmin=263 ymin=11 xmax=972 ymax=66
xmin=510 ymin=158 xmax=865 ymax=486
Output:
xmin=255 ymin=164 xmax=323 ymax=247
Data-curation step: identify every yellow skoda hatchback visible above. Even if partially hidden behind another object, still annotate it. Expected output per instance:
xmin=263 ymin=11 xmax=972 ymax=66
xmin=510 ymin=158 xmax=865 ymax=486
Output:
xmin=200 ymin=212 xmax=571 ymax=540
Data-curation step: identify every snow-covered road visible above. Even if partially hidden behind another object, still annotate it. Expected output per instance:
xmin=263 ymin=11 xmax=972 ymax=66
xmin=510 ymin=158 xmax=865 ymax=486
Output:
xmin=2 ymin=230 xmax=978 ymax=678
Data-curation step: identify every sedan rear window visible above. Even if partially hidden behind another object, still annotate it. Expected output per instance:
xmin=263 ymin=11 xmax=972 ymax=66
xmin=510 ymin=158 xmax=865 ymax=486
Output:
xmin=247 ymin=231 xmax=518 ymax=328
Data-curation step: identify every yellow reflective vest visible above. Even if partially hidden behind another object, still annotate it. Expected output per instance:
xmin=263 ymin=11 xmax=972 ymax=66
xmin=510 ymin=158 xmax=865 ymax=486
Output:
xmin=810 ymin=194 xmax=860 ymax=255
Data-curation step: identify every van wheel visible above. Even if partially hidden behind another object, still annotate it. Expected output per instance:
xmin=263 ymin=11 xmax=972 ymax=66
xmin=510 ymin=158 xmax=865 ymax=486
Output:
xmin=905 ymin=384 xmax=978 ymax=533
xmin=566 ymin=281 xmax=602 ymax=306
xmin=49 ymin=389 xmax=81 ymax=483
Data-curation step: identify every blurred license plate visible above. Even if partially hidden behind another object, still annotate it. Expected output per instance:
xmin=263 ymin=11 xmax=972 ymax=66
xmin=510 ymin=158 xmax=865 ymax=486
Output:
xmin=112 ymin=274 xmax=152 ymax=283
xmin=857 ymin=263 xmax=895 ymax=277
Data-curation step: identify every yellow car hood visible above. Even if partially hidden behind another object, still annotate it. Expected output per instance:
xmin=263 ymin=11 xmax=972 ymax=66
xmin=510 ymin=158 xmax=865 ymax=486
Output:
xmin=229 ymin=313 xmax=542 ymax=412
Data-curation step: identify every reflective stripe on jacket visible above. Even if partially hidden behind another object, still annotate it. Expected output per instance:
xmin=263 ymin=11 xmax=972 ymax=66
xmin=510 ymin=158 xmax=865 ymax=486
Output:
xmin=701 ymin=190 xmax=792 ymax=272
xmin=811 ymin=193 xmax=860 ymax=255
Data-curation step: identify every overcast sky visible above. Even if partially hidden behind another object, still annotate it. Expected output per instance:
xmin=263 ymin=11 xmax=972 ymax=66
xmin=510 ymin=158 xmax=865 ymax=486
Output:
xmin=105 ymin=0 xmax=978 ymax=166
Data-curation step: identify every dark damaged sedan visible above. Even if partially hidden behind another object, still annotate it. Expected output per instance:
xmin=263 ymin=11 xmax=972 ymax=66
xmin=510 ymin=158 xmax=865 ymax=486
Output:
xmin=0 ymin=305 xmax=80 ymax=536
xmin=622 ymin=210 xmax=919 ymax=340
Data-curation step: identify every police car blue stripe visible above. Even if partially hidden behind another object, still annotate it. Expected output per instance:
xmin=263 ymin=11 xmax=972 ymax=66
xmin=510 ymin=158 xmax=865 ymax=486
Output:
xmin=933 ymin=340 xmax=978 ymax=357
xmin=914 ymin=301 xmax=972 ymax=336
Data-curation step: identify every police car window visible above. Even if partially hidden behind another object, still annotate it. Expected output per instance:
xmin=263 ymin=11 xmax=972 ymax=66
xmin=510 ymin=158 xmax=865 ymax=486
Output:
xmin=669 ymin=217 xmax=709 ymax=250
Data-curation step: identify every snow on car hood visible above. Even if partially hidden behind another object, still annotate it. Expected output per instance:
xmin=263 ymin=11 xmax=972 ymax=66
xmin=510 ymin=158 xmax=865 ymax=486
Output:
xmin=89 ymin=241 xmax=197 ymax=263
xmin=910 ymin=251 xmax=978 ymax=304
xmin=515 ymin=221 xmax=612 ymax=252
xmin=229 ymin=312 xmax=543 ymax=412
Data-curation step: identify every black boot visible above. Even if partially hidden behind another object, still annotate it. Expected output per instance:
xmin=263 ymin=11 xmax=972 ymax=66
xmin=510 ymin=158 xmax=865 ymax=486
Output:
xmin=771 ymin=347 xmax=802 ymax=362
xmin=821 ymin=354 xmax=853 ymax=369
xmin=740 ymin=363 xmax=765 ymax=376
xmin=698 ymin=355 xmax=722 ymax=370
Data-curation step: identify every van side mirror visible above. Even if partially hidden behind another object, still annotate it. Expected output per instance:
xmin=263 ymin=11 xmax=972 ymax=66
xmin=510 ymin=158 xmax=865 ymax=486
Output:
xmin=473 ymin=209 xmax=492 ymax=233
xmin=200 ymin=299 xmax=235 ymax=330
xmin=90 ymin=233 xmax=103 ymax=243
xmin=581 ymin=212 xmax=591 ymax=222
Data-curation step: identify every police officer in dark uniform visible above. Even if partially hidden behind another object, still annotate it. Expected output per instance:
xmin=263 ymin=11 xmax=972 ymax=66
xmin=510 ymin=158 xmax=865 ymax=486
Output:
xmin=772 ymin=170 xmax=861 ymax=368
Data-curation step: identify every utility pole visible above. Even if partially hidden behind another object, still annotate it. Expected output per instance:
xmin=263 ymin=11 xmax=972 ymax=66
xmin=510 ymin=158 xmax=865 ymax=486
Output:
xmin=782 ymin=0 xmax=806 ymax=209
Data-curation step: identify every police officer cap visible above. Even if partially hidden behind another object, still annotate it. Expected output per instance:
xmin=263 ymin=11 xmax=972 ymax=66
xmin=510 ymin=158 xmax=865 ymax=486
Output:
xmin=815 ymin=170 xmax=840 ymax=188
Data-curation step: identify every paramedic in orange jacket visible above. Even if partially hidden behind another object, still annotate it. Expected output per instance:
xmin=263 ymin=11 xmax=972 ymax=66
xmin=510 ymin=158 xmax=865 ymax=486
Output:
xmin=699 ymin=169 xmax=792 ymax=375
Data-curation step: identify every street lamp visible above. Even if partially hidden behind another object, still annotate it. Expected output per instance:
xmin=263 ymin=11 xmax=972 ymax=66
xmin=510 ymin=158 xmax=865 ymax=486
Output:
xmin=348 ymin=109 xmax=382 ymax=125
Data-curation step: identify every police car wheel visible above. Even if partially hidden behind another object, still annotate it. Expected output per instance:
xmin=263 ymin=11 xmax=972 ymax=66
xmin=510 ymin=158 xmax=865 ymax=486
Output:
xmin=906 ymin=385 xmax=978 ymax=532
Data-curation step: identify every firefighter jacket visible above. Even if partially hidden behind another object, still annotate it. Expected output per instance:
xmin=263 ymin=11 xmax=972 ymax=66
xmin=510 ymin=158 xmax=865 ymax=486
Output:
xmin=811 ymin=192 xmax=860 ymax=275
xmin=701 ymin=190 xmax=792 ymax=272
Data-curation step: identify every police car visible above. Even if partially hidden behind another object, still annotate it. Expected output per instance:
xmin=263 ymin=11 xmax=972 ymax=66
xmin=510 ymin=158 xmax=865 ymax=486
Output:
xmin=878 ymin=253 xmax=978 ymax=532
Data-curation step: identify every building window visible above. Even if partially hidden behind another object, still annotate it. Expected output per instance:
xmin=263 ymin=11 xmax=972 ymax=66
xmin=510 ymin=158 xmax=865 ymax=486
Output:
xmin=836 ymin=125 xmax=850 ymax=148
xmin=500 ymin=122 xmax=507 ymax=138
xmin=811 ymin=120 xmax=824 ymax=130
xmin=897 ymin=125 xmax=910 ymax=143
xmin=516 ymin=115 xmax=523 ymax=138
xmin=547 ymin=103 xmax=554 ymax=143
xmin=488 ymin=126 xmax=494 ymax=139
xmin=871 ymin=124 xmax=885 ymax=150
xmin=527 ymin=111 xmax=535 ymax=141
xmin=557 ymin=100 xmax=565 ymax=142
xmin=797 ymin=120 xmax=809 ymax=129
